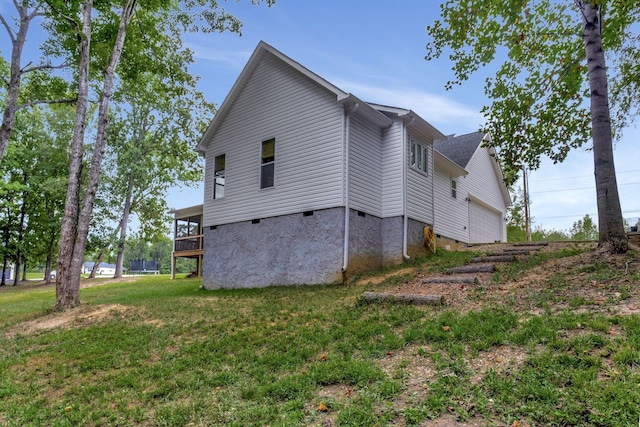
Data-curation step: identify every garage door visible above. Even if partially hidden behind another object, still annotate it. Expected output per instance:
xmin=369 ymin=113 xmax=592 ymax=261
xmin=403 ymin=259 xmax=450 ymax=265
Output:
xmin=469 ymin=201 xmax=502 ymax=243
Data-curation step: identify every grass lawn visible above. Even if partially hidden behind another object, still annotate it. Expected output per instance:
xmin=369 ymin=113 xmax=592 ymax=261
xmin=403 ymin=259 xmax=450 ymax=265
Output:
xmin=1 ymin=247 xmax=640 ymax=426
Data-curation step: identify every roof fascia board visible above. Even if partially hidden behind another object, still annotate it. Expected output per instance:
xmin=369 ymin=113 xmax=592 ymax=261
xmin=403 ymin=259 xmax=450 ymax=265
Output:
xmin=343 ymin=95 xmax=393 ymax=127
xmin=401 ymin=110 xmax=447 ymax=142
xmin=169 ymin=204 xmax=204 ymax=218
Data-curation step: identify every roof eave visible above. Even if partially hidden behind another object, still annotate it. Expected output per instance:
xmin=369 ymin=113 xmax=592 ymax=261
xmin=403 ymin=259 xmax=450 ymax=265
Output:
xmin=401 ymin=110 xmax=447 ymax=141
xmin=434 ymin=150 xmax=469 ymax=177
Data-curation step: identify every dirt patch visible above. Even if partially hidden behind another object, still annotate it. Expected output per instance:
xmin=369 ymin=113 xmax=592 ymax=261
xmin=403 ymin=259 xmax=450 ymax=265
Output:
xmin=0 ymin=276 xmax=139 ymax=293
xmin=376 ymin=242 xmax=640 ymax=315
xmin=4 ymin=304 xmax=135 ymax=338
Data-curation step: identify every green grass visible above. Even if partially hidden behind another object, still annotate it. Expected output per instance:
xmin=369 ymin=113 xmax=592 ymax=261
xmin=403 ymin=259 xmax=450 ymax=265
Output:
xmin=492 ymin=247 xmax=588 ymax=283
xmin=1 ymin=253 xmax=640 ymax=426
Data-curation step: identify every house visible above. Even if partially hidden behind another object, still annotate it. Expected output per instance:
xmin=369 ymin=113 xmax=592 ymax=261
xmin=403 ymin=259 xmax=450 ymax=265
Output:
xmin=81 ymin=262 xmax=118 ymax=276
xmin=192 ymin=41 xmax=510 ymax=289
xmin=433 ymin=132 xmax=510 ymax=245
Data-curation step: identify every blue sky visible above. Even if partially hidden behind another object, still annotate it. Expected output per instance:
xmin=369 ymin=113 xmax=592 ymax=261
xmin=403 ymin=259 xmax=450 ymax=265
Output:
xmin=2 ymin=0 xmax=639 ymax=233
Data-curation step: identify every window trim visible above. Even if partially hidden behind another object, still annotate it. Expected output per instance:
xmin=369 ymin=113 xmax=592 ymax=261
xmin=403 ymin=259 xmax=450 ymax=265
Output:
xmin=213 ymin=153 xmax=225 ymax=200
xmin=409 ymin=138 xmax=429 ymax=175
xmin=451 ymin=179 xmax=457 ymax=199
xmin=260 ymin=137 xmax=276 ymax=190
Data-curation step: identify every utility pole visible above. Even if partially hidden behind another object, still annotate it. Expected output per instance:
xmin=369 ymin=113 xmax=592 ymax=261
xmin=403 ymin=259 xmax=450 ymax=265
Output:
xmin=522 ymin=166 xmax=531 ymax=242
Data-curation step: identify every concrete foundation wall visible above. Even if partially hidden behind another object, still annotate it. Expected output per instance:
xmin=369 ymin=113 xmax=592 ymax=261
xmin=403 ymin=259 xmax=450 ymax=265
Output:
xmin=202 ymin=207 xmax=432 ymax=289
xmin=407 ymin=218 xmax=433 ymax=259
xmin=202 ymin=208 xmax=344 ymax=289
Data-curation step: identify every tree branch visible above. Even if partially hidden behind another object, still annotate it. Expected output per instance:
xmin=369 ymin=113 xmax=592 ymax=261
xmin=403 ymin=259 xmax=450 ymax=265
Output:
xmin=17 ymin=98 xmax=77 ymax=110
xmin=43 ymin=0 xmax=79 ymax=30
xmin=27 ymin=6 xmax=45 ymax=21
xmin=0 ymin=13 xmax=16 ymax=43
xmin=21 ymin=61 xmax=69 ymax=74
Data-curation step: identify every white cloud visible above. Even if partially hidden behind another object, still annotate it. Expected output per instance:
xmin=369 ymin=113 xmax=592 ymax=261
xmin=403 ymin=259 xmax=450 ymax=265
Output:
xmin=331 ymin=79 xmax=484 ymax=133
xmin=186 ymin=41 xmax=254 ymax=71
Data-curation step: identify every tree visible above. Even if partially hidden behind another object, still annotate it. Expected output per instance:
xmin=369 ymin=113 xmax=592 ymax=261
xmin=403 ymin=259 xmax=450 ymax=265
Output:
xmin=531 ymin=226 xmax=570 ymax=242
xmin=570 ymin=214 xmax=598 ymax=240
xmin=0 ymin=0 xmax=71 ymax=164
xmin=506 ymin=186 xmax=527 ymax=242
xmin=49 ymin=0 xmax=274 ymax=310
xmin=425 ymin=0 xmax=635 ymax=253
xmin=104 ymin=51 xmax=211 ymax=278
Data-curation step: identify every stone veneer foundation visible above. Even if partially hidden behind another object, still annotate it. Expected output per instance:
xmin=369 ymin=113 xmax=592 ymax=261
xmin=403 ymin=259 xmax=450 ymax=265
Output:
xmin=202 ymin=207 xmax=431 ymax=289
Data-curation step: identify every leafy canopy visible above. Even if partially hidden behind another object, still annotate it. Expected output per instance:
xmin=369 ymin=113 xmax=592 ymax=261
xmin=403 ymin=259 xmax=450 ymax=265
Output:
xmin=426 ymin=0 xmax=640 ymax=185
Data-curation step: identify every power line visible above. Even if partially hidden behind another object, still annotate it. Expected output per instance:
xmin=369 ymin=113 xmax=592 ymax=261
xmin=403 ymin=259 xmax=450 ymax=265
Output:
xmin=530 ymin=181 xmax=640 ymax=194
xmin=529 ymin=169 xmax=640 ymax=184
xmin=535 ymin=209 xmax=640 ymax=220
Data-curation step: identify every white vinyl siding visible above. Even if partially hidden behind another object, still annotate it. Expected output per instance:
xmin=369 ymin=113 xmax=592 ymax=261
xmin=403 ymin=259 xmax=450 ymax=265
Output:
xmin=380 ymin=121 xmax=403 ymax=217
xmin=433 ymin=166 xmax=468 ymax=242
xmin=464 ymin=144 xmax=507 ymax=242
xmin=203 ymin=53 xmax=344 ymax=226
xmin=348 ymin=113 xmax=382 ymax=217
xmin=406 ymin=134 xmax=434 ymax=225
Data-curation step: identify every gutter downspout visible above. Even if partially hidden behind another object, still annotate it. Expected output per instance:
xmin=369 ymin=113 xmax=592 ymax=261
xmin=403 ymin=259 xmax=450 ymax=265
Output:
xmin=431 ymin=143 xmax=436 ymax=237
xmin=342 ymin=102 xmax=358 ymax=272
xmin=402 ymin=116 xmax=415 ymax=260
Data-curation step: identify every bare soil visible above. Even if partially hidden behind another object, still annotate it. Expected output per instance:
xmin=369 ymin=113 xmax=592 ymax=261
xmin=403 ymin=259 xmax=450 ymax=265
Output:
xmin=4 ymin=304 xmax=135 ymax=338
xmin=370 ymin=241 xmax=640 ymax=316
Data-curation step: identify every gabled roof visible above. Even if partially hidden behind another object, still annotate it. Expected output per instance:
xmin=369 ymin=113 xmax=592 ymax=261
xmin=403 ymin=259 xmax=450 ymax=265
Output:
xmin=435 ymin=132 xmax=511 ymax=206
xmin=433 ymin=131 xmax=485 ymax=169
xmin=195 ymin=41 xmax=392 ymax=155
xmin=368 ymin=103 xmax=447 ymax=143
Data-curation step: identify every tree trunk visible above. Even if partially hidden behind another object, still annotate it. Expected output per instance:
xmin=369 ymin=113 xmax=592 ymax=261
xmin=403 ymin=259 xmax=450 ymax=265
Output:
xmin=89 ymin=250 xmax=104 ymax=278
xmin=1 ymin=257 xmax=6 ymax=287
xmin=0 ymin=3 xmax=35 ymax=163
xmin=1 ymin=207 xmax=12 ymax=286
xmin=44 ymin=229 xmax=55 ymax=285
xmin=13 ymin=173 xmax=28 ymax=286
xmin=580 ymin=2 xmax=628 ymax=253
xmin=56 ymin=0 xmax=137 ymax=310
xmin=22 ymin=262 xmax=27 ymax=281
xmin=55 ymin=0 xmax=93 ymax=310
xmin=114 ymin=176 xmax=134 ymax=278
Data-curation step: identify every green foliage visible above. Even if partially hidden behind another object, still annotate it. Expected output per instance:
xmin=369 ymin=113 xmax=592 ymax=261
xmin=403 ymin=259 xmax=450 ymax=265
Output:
xmin=425 ymin=1 xmax=639 ymax=185
xmin=0 ymin=105 xmax=72 ymax=274
xmin=569 ymin=214 xmax=598 ymax=240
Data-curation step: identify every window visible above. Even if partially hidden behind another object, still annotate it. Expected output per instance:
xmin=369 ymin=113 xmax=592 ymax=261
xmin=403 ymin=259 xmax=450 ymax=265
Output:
xmin=409 ymin=139 xmax=428 ymax=174
xmin=260 ymin=138 xmax=275 ymax=189
xmin=451 ymin=179 xmax=457 ymax=198
xmin=213 ymin=154 xmax=225 ymax=199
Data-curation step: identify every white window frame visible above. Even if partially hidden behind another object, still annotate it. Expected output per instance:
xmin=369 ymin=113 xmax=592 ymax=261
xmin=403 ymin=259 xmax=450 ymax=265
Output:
xmin=451 ymin=179 xmax=457 ymax=199
xmin=260 ymin=138 xmax=275 ymax=189
xmin=409 ymin=138 xmax=429 ymax=175
xmin=213 ymin=154 xmax=225 ymax=199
